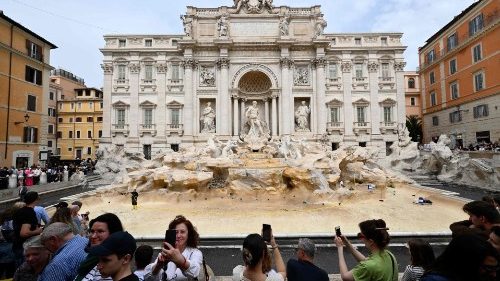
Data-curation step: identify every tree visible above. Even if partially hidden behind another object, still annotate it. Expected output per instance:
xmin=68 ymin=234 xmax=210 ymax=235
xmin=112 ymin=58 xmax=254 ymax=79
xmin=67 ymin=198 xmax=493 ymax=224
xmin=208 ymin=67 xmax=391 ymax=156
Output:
xmin=406 ymin=115 xmax=423 ymax=143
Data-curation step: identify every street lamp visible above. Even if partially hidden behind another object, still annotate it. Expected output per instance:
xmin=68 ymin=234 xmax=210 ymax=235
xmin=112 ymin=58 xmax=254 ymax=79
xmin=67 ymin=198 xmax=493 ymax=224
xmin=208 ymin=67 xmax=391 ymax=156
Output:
xmin=14 ymin=113 xmax=30 ymax=125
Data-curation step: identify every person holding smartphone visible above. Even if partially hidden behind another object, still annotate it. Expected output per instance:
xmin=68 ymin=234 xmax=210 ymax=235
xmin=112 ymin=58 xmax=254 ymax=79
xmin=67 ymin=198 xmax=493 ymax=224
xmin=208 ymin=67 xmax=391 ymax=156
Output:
xmin=144 ymin=215 xmax=203 ymax=281
xmin=232 ymin=227 xmax=286 ymax=281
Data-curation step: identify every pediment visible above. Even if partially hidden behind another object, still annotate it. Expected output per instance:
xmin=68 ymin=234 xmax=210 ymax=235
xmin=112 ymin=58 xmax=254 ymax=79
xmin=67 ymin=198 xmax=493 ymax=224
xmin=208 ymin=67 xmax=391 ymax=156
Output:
xmin=166 ymin=100 xmax=184 ymax=108
xmin=353 ymin=98 xmax=370 ymax=105
xmin=139 ymin=100 xmax=157 ymax=107
xmin=112 ymin=101 xmax=129 ymax=107
xmin=326 ymin=98 xmax=343 ymax=106
xmin=379 ymin=98 xmax=397 ymax=105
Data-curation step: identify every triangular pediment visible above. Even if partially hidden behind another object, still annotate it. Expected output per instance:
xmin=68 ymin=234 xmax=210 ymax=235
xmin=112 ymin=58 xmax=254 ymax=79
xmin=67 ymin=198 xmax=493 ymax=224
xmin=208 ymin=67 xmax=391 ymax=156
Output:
xmin=139 ymin=100 xmax=156 ymax=107
xmin=353 ymin=98 xmax=370 ymax=105
xmin=112 ymin=100 xmax=129 ymax=107
xmin=166 ymin=100 xmax=184 ymax=108
xmin=326 ymin=98 xmax=343 ymax=106
xmin=379 ymin=98 xmax=397 ymax=105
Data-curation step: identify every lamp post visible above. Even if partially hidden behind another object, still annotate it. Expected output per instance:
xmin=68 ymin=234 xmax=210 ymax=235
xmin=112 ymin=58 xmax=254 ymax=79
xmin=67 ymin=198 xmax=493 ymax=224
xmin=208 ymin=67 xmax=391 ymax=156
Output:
xmin=14 ymin=113 xmax=30 ymax=125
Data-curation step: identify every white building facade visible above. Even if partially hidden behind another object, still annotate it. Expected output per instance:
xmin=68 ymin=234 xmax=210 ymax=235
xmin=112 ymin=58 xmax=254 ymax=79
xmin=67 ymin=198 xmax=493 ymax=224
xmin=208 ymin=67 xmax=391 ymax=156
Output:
xmin=100 ymin=1 xmax=407 ymax=156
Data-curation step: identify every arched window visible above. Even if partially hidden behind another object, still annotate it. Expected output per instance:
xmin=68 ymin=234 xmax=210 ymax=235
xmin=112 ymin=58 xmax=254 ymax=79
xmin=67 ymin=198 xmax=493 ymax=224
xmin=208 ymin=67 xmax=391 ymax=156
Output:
xmin=408 ymin=78 xmax=415 ymax=89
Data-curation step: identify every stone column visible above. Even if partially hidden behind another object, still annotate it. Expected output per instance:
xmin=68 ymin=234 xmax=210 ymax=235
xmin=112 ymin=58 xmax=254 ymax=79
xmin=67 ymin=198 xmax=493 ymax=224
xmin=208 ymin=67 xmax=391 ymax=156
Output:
xmin=156 ymin=61 xmax=168 ymax=139
xmin=368 ymin=60 xmax=380 ymax=134
xmin=232 ymin=93 xmax=239 ymax=136
xmin=128 ymin=61 xmax=140 ymax=140
xmin=182 ymin=58 xmax=196 ymax=136
xmin=341 ymin=59 xmax=354 ymax=136
xmin=100 ymin=63 xmax=113 ymax=143
xmin=217 ymin=58 xmax=230 ymax=136
xmin=271 ymin=93 xmax=278 ymax=136
xmin=240 ymin=98 xmax=246 ymax=131
xmin=314 ymin=57 xmax=327 ymax=134
xmin=280 ymin=57 xmax=293 ymax=135
xmin=264 ymin=98 xmax=269 ymax=128
xmin=394 ymin=61 xmax=407 ymax=123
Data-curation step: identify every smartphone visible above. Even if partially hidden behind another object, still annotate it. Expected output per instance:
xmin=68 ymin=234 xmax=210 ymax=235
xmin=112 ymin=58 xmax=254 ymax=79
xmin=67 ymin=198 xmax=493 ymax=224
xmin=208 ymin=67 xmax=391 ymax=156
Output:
xmin=262 ymin=224 xmax=272 ymax=243
xmin=164 ymin=229 xmax=176 ymax=247
xmin=335 ymin=226 xmax=342 ymax=237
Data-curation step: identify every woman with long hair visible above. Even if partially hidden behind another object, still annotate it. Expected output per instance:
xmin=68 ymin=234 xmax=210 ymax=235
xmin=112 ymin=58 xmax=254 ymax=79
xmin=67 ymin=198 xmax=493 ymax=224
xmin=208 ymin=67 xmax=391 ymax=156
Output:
xmin=334 ymin=219 xmax=398 ymax=281
xmin=146 ymin=215 xmax=203 ymax=281
xmin=232 ymin=232 xmax=286 ymax=281
xmin=49 ymin=206 xmax=78 ymax=235
xmin=401 ymin=239 xmax=435 ymax=281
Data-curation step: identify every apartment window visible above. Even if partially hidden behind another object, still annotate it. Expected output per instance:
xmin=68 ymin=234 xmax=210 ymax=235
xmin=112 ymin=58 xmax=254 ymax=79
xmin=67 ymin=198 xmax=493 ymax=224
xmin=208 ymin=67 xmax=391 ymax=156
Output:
xmin=85 ymin=90 xmax=91 ymax=96
xmin=355 ymin=38 xmax=361 ymax=45
xmin=49 ymin=92 xmax=55 ymax=100
xmin=117 ymin=65 xmax=126 ymax=81
xmin=383 ymin=106 xmax=392 ymax=123
xmin=144 ymin=109 xmax=153 ymax=125
xmin=97 ymin=117 xmax=103 ymax=122
xmin=171 ymin=109 xmax=180 ymax=126
xmin=426 ymin=50 xmax=435 ymax=63
xmin=68 ymin=147 xmax=72 ymax=152
xmin=75 ymin=117 xmax=82 ymax=122
xmin=87 ymin=131 xmax=92 ymax=138
xmin=145 ymin=39 xmax=152 ymax=47
xmin=26 ymin=40 xmax=42 ymax=61
xmin=356 ymin=107 xmax=366 ymax=123
xmin=171 ymin=65 xmax=180 ymax=81
xmin=474 ymin=71 xmax=484 ymax=92
xmin=381 ymin=63 xmax=389 ymax=78
xmin=89 ymin=102 xmax=93 ymax=109
xmin=355 ymin=63 xmax=363 ymax=78
xmin=56 ymin=131 xmax=62 ymax=138
xmin=473 ymin=104 xmax=489 ymax=118
xmin=87 ymin=147 xmax=92 ymax=155
xmin=449 ymin=59 xmax=457 ymax=74
xmin=408 ymin=78 xmax=415 ymax=89
xmin=69 ymin=131 xmax=73 ymax=138
xmin=87 ymin=117 xmax=93 ymax=122
xmin=410 ymin=97 xmax=416 ymax=106
xmin=77 ymin=102 xmax=82 ymax=109
xmin=98 ymin=130 xmax=102 ymax=138
xmin=59 ymin=103 xmax=63 ymax=110
xmin=429 ymin=71 xmax=435 ymax=84
xmin=432 ymin=116 xmax=439 ymax=126
xmin=381 ymin=37 xmax=387 ymax=45
xmin=469 ymin=13 xmax=484 ymax=36
xmin=118 ymin=39 xmax=126 ymax=47
xmin=171 ymin=40 xmax=178 ymax=47
xmin=447 ymin=33 xmax=458 ymax=51
xmin=71 ymin=102 xmax=74 ymax=110
xmin=430 ymin=91 xmax=436 ymax=106
xmin=473 ymin=44 xmax=482 ymax=63
xmin=47 ymin=141 xmax=52 ymax=147
xmin=449 ymin=111 xmax=462 ymax=123
xmin=23 ymin=127 xmax=38 ymax=143
xmin=330 ymin=108 xmax=339 ymax=123
xmin=100 ymin=102 xmax=103 ymax=109
xmin=27 ymin=95 xmax=36 ymax=111
xmin=48 ymin=108 xmax=56 ymax=117
xmin=116 ymin=109 xmax=126 ymax=125
xmin=144 ymin=65 xmax=153 ymax=81
xmin=25 ymin=66 xmax=42 ymax=85
xmin=328 ymin=63 xmax=338 ymax=79
xmin=48 ymin=124 xmax=54 ymax=134
xmin=58 ymin=117 xmax=63 ymax=123
xmin=450 ymin=82 xmax=459 ymax=99
xmin=69 ymin=117 xmax=73 ymax=123
xmin=77 ymin=90 xmax=83 ymax=97
xmin=76 ymin=131 xmax=81 ymax=139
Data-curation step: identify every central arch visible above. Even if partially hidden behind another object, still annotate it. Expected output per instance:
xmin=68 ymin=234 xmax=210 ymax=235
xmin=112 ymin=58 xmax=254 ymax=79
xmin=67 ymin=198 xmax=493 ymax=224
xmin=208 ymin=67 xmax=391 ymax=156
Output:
xmin=231 ymin=64 xmax=279 ymax=90
xmin=238 ymin=71 xmax=272 ymax=95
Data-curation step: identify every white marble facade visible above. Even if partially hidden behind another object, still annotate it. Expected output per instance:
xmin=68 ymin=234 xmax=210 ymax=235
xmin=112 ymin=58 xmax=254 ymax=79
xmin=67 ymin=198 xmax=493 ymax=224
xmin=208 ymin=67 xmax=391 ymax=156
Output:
xmin=100 ymin=0 xmax=407 ymax=153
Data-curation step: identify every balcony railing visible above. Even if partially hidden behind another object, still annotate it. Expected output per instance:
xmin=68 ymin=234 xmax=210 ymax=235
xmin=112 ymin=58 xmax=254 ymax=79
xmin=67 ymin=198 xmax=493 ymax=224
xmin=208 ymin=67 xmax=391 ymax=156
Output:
xmin=380 ymin=121 xmax=397 ymax=134
xmin=379 ymin=77 xmax=394 ymax=82
xmin=139 ymin=124 xmax=156 ymax=136
xmin=115 ymin=78 xmax=129 ymax=84
xmin=327 ymin=122 xmax=344 ymax=135
xmin=111 ymin=123 xmax=129 ymax=136
xmin=352 ymin=77 xmax=367 ymax=83
xmin=353 ymin=122 xmax=369 ymax=127
xmin=327 ymin=122 xmax=342 ymax=127
xmin=166 ymin=123 xmax=184 ymax=136
xmin=380 ymin=121 xmax=396 ymax=127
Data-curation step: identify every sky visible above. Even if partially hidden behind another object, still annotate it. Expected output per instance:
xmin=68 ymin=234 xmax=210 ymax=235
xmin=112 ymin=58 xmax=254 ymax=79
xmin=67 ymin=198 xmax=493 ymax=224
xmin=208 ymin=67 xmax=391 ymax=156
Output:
xmin=2 ymin=0 xmax=476 ymax=88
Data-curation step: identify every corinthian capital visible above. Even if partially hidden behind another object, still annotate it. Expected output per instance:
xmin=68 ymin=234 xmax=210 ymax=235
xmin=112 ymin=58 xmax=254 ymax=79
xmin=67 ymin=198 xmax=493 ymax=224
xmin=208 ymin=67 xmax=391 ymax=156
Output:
xmin=280 ymin=57 xmax=294 ymax=69
xmin=101 ymin=63 xmax=113 ymax=74
xmin=216 ymin=58 xmax=230 ymax=69
xmin=128 ymin=63 xmax=140 ymax=73
xmin=367 ymin=61 xmax=379 ymax=73
xmin=156 ymin=63 xmax=168 ymax=74
xmin=341 ymin=61 xmax=352 ymax=73
xmin=312 ymin=57 xmax=327 ymax=68
xmin=181 ymin=59 xmax=198 ymax=69
xmin=394 ymin=61 xmax=406 ymax=72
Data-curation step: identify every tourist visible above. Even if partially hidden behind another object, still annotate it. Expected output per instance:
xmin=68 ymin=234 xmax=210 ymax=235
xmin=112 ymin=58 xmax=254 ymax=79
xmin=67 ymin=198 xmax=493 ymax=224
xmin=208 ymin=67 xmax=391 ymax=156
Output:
xmin=286 ymin=238 xmax=328 ymax=281
xmin=12 ymin=235 xmax=51 ymax=281
xmin=131 ymin=189 xmax=139 ymax=210
xmin=450 ymin=200 xmax=500 ymax=238
xmin=488 ymin=226 xmax=500 ymax=254
xmin=49 ymin=206 xmax=79 ymax=235
xmin=39 ymin=222 xmax=88 ymax=281
xmin=421 ymin=234 xmax=498 ymax=281
xmin=232 ymin=233 xmax=286 ymax=281
xmin=33 ymin=205 xmax=50 ymax=226
xmin=134 ymin=245 xmax=154 ymax=280
xmin=12 ymin=191 xmax=43 ymax=267
xmin=0 ymin=203 xmax=25 ymax=279
xmin=89 ymin=231 xmax=138 ymax=281
xmin=144 ymin=215 xmax=203 ymax=281
xmin=401 ymin=238 xmax=435 ymax=281
xmin=71 ymin=204 xmax=84 ymax=235
xmin=334 ymin=219 xmax=398 ymax=281
xmin=74 ymin=212 xmax=124 ymax=281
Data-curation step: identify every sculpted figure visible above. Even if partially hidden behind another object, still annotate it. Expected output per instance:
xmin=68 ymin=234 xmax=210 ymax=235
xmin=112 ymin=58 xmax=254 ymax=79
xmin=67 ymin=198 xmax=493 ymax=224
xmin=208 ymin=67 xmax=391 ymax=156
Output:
xmin=262 ymin=0 xmax=273 ymax=10
xmin=234 ymin=0 xmax=247 ymax=12
xmin=217 ymin=15 xmax=229 ymax=37
xmin=200 ymin=67 xmax=215 ymax=86
xmin=279 ymin=15 xmax=290 ymax=36
xmin=245 ymin=101 xmax=265 ymax=137
xmin=200 ymin=102 xmax=216 ymax=133
xmin=180 ymin=15 xmax=193 ymax=37
xmin=295 ymin=101 xmax=311 ymax=132
xmin=315 ymin=17 xmax=327 ymax=37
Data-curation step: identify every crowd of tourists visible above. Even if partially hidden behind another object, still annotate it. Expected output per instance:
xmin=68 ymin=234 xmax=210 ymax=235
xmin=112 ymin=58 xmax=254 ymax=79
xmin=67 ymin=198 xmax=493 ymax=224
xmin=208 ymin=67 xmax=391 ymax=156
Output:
xmin=0 ymin=191 xmax=499 ymax=281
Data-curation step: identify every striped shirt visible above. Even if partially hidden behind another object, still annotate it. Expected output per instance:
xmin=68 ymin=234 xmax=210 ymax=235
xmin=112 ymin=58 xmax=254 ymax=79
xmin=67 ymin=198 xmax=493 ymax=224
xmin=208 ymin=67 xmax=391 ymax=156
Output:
xmin=81 ymin=266 xmax=113 ymax=281
xmin=38 ymin=235 xmax=88 ymax=281
xmin=401 ymin=265 xmax=425 ymax=281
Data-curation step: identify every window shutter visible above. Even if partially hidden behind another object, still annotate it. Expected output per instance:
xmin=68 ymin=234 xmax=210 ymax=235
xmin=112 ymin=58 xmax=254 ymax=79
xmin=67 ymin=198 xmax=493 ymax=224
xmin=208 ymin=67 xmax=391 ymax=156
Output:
xmin=36 ymin=45 xmax=43 ymax=61
xmin=33 ymin=128 xmax=38 ymax=143
xmin=26 ymin=39 xmax=31 ymax=52
xmin=473 ymin=107 xmax=478 ymax=118
xmin=25 ymin=66 xmax=30 ymax=81
xmin=478 ymin=14 xmax=484 ymax=29
xmin=36 ymin=70 xmax=42 ymax=85
xmin=23 ymin=127 xmax=28 ymax=142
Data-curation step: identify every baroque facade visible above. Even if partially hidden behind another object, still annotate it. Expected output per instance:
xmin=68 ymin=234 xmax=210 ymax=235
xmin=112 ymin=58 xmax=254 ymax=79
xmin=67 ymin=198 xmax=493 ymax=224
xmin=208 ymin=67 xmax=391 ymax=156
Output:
xmin=100 ymin=1 xmax=407 ymax=156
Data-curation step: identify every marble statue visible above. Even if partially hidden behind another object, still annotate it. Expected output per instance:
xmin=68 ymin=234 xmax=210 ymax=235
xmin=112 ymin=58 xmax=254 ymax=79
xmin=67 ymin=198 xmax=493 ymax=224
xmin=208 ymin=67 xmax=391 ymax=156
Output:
xmin=234 ymin=0 xmax=247 ymax=12
xmin=279 ymin=14 xmax=290 ymax=36
xmin=315 ymin=17 xmax=327 ymax=37
xmin=200 ymin=67 xmax=215 ymax=86
xmin=295 ymin=101 xmax=310 ymax=132
xmin=245 ymin=101 xmax=265 ymax=138
xmin=294 ymin=67 xmax=309 ymax=85
xmin=180 ymin=15 xmax=193 ymax=37
xmin=200 ymin=102 xmax=216 ymax=133
xmin=217 ymin=15 xmax=229 ymax=37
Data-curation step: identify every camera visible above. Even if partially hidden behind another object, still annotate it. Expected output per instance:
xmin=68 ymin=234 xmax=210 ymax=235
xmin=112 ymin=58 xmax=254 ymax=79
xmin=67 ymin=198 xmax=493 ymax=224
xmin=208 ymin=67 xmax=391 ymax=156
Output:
xmin=335 ymin=226 xmax=342 ymax=237
xmin=262 ymin=224 xmax=272 ymax=243
xmin=164 ymin=229 xmax=176 ymax=247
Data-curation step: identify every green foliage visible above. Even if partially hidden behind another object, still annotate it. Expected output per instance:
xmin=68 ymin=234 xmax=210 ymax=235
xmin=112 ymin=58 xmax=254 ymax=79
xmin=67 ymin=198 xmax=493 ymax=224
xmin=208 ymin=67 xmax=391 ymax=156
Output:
xmin=406 ymin=115 xmax=423 ymax=143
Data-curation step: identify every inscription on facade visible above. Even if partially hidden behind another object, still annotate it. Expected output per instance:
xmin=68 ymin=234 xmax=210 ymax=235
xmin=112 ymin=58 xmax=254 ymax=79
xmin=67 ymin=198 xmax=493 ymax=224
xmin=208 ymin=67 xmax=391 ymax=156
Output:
xmin=231 ymin=22 xmax=278 ymax=37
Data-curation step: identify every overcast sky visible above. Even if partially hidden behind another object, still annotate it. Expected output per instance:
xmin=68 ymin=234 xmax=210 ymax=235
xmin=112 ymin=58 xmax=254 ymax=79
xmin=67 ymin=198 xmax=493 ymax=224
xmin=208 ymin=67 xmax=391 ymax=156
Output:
xmin=3 ymin=0 xmax=476 ymax=88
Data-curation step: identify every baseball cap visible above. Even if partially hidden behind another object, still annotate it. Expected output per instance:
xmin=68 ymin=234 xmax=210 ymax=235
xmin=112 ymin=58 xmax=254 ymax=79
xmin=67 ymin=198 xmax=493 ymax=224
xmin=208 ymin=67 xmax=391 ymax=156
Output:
xmin=24 ymin=191 xmax=39 ymax=204
xmin=89 ymin=231 xmax=136 ymax=257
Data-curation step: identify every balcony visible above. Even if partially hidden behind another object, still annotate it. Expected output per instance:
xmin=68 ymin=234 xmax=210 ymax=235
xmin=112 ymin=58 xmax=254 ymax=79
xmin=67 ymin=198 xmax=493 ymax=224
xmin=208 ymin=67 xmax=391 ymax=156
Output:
xmin=140 ymin=79 xmax=157 ymax=92
xmin=378 ymin=76 xmax=395 ymax=90
xmin=380 ymin=121 xmax=397 ymax=134
xmin=326 ymin=77 xmax=342 ymax=90
xmin=167 ymin=79 xmax=184 ymax=92
xmin=352 ymin=77 xmax=368 ymax=90
xmin=139 ymin=124 xmax=156 ymax=136
xmin=353 ymin=121 xmax=371 ymax=135
xmin=113 ymin=79 xmax=130 ymax=91
xmin=111 ymin=123 xmax=129 ymax=137
xmin=326 ymin=122 xmax=344 ymax=135
xmin=166 ymin=123 xmax=184 ymax=136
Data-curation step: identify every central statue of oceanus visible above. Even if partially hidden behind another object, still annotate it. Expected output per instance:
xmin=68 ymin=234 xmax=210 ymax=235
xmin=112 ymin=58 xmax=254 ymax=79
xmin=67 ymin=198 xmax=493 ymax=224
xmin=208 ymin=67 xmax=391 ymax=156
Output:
xmin=240 ymin=101 xmax=270 ymax=151
xmin=234 ymin=0 xmax=274 ymax=13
